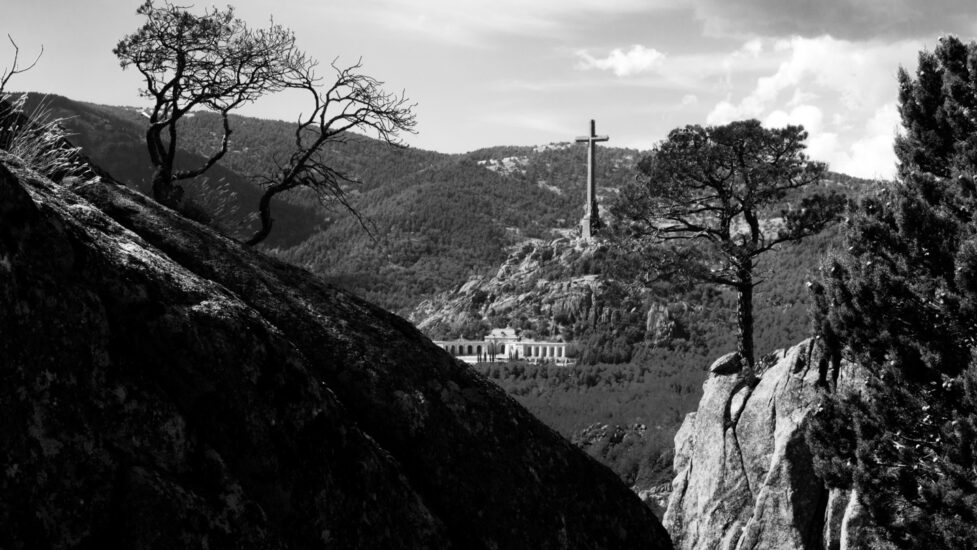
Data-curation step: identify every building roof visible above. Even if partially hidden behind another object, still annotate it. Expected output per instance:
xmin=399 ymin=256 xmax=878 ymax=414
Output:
xmin=486 ymin=328 xmax=517 ymax=340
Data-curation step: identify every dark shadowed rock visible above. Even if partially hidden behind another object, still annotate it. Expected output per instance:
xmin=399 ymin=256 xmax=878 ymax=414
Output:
xmin=0 ymin=151 xmax=671 ymax=549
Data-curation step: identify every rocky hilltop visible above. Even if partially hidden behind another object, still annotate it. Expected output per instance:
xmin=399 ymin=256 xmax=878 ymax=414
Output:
xmin=410 ymin=238 xmax=689 ymax=362
xmin=0 ymin=151 xmax=671 ymax=549
xmin=664 ymin=339 xmax=869 ymax=550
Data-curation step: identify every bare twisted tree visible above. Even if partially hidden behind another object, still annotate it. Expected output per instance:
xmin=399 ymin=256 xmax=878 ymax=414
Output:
xmin=114 ymin=0 xmax=310 ymax=209
xmin=245 ymin=59 xmax=416 ymax=247
xmin=117 ymin=2 xmax=416 ymax=245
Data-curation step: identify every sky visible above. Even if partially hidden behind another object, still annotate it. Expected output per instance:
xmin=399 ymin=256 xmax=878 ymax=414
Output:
xmin=5 ymin=0 xmax=977 ymax=179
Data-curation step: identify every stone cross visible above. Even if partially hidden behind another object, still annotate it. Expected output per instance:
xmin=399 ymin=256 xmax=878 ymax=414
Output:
xmin=575 ymin=119 xmax=609 ymax=240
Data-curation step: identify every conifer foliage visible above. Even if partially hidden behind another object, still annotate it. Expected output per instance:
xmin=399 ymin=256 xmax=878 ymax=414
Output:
xmin=614 ymin=120 xmax=841 ymax=369
xmin=808 ymin=36 xmax=977 ymax=548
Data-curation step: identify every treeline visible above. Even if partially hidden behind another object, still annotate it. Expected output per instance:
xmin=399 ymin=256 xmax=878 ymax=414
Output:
xmin=272 ymin=159 xmax=580 ymax=312
xmin=474 ymin=354 xmax=706 ymax=490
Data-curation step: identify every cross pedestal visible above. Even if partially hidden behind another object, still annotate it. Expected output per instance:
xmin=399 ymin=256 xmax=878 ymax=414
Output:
xmin=575 ymin=119 xmax=609 ymax=240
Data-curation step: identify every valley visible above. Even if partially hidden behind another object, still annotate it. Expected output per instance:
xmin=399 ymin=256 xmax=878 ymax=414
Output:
xmin=33 ymin=92 xmax=872 ymax=498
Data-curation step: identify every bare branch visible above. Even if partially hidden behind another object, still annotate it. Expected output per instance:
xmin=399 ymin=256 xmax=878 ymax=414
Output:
xmin=116 ymin=0 xmax=312 ymax=208
xmin=245 ymin=59 xmax=415 ymax=246
xmin=1 ymin=35 xmax=43 ymax=95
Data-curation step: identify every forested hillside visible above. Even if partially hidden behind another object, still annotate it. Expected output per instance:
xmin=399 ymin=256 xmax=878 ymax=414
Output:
xmin=32 ymin=92 xmax=869 ymax=320
xmin=31 ymin=93 xmax=644 ymax=312
xmin=266 ymin=139 xmax=644 ymax=311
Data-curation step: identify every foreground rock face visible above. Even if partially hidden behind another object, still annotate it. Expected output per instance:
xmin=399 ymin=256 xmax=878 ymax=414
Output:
xmin=664 ymin=339 xmax=862 ymax=550
xmin=0 ymin=152 xmax=671 ymax=549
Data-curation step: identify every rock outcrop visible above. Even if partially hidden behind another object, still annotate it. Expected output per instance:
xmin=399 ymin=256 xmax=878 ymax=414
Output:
xmin=411 ymin=239 xmax=601 ymax=335
xmin=0 ymin=151 xmax=671 ymax=549
xmin=411 ymin=238 xmax=689 ymax=352
xmin=664 ymin=339 xmax=863 ymax=550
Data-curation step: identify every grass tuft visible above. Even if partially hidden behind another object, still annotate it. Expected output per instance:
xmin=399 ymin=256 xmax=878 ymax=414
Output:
xmin=0 ymin=92 xmax=97 ymax=184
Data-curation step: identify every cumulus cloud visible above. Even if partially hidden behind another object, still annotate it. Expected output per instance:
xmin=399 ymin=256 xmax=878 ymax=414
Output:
xmin=833 ymin=103 xmax=903 ymax=178
xmin=706 ymin=36 xmax=919 ymax=178
xmin=764 ymin=104 xmax=824 ymax=133
xmin=742 ymin=38 xmax=763 ymax=57
xmin=576 ymin=45 xmax=666 ymax=77
xmin=689 ymin=0 xmax=977 ymax=41
xmin=707 ymin=36 xmax=920 ymax=121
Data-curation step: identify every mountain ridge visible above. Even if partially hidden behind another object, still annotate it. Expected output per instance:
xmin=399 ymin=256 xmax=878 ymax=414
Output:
xmin=26 ymin=92 xmax=655 ymax=313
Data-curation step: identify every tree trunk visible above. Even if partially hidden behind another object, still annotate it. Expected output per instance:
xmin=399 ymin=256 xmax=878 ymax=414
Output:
xmin=151 ymin=166 xmax=184 ymax=211
xmin=737 ymin=267 xmax=755 ymax=371
xmin=245 ymin=184 xmax=279 ymax=247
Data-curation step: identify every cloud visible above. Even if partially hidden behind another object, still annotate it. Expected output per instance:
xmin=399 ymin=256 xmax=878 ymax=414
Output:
xmin=336 ymin=0 xmax=675 ymax=46
xmin=764 ymin=104 xmax=824 ymax=133
xmin=705 ymin=36 xmax=920 ymax=178
xmin=350 ymin=0 xmax=977 ymax=46
xmin=833 ymin=103 xmax=902 ymax=179
xmin=476 ymin=111 xmax=579 ymax=137
xmin=576 ymin=45 xmax=666 ymax=77
xmin=688 ymin=0 xmax=977 ymax=41
xmin=741 ymin=38 xmax=763 ymax=57
xmin=706 ymin=36 xmax=921 ymax=124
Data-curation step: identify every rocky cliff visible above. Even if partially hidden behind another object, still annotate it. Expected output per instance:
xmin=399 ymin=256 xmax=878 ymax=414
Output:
xmin=410 ymin=238 xmax=689 ymax=361
xmin=0 ymin=151 xmax=671 ymax=549
xmin=664 ymin=339 xmax=867 ymax=550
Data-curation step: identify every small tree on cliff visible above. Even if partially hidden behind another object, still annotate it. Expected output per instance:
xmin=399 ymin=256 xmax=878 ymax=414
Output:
xmin=244 ymin=59 xmax=415 ymax=247
xmin=614 ymin=120 xmax=840 ymax=370
xmin=114 ymin=0 xmax=308 ymax=210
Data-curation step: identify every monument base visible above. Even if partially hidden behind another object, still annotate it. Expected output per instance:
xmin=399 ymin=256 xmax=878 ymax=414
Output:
xmin=580 ymin=214 xmax=600 ymax=240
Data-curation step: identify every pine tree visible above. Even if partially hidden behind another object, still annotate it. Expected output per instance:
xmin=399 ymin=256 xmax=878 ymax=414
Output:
xmin=809 ymin=36 xmax=977 ymax=548
xmin=614 ymin=120 xmax=840 ymax=370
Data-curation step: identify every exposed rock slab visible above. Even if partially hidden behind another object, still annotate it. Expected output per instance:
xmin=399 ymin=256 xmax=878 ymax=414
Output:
xmin=0 ymin=152 xmax=670 ymax=549
xmin=664 ymin=339 xmax=864 ymax=550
